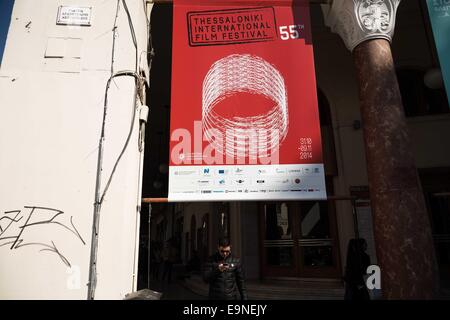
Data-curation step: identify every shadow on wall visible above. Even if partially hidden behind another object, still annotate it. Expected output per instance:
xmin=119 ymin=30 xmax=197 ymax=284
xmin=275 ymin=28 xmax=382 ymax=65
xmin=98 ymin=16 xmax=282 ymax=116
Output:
xmin=142 ymin=3 xmax=173 ymax=198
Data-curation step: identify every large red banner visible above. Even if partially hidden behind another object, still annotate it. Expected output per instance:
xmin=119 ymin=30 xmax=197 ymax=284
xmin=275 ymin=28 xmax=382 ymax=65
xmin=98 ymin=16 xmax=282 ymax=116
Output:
xmin=169 ymin=0 xmax=326 ymax=201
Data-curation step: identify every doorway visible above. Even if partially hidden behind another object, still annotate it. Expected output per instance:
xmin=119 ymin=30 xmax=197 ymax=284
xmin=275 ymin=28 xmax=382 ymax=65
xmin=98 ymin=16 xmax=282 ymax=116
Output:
xmin=259 ymin=200 xmax=341 ymax=278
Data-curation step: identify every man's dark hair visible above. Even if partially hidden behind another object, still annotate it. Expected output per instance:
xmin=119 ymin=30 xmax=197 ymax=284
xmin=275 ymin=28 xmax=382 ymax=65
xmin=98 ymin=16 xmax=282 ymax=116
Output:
xmin=218 ymin=237 xmax=230 ymax=247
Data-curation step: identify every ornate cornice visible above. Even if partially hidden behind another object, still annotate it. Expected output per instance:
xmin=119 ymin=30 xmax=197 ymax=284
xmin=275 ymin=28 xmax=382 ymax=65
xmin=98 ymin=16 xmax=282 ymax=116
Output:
xmin=322 ymin=0 xmax=401 ymax=51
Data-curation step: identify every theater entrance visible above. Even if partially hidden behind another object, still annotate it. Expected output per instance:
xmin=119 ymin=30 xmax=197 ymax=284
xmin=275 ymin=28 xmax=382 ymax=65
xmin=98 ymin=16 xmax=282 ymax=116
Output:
xmin=260 ymin=201 xmax=341 ymax=278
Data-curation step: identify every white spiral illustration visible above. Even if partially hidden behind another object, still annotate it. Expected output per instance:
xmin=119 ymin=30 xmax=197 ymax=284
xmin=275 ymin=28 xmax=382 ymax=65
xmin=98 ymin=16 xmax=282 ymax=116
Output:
xmin=202 ymin=54 xmax=289 ymax=158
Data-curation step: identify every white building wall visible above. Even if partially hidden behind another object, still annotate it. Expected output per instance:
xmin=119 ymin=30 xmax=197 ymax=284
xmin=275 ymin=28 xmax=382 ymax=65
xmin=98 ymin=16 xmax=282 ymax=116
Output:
xmin=0 ymin=0 xmax=149 ymax=299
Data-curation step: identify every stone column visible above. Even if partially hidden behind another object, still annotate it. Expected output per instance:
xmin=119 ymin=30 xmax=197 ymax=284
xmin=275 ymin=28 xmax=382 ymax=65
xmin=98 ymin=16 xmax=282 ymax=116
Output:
xmin=322 ymin=0 xmax=438 ymax=299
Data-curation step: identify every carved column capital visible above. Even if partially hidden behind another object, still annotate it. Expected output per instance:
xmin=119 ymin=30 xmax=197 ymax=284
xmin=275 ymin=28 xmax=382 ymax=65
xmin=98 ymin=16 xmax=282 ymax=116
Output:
xmin=322 ymin=0 xmax=401 ymax=51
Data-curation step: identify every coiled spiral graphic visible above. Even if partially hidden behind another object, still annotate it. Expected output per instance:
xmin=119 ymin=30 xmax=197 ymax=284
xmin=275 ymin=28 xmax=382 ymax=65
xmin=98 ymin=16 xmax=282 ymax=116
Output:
xmin=202 ymin=54 xmax=289 ymax=158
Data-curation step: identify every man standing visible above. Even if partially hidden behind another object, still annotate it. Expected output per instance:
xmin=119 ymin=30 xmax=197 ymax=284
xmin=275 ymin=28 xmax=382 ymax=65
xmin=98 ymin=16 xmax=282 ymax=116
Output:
xmin=203 ymin=238 xmax=248 ymax=300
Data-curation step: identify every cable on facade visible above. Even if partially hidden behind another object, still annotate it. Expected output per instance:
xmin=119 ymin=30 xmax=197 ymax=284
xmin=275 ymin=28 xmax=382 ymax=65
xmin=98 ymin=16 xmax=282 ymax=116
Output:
xmin=99 ymin=0 xmax=141 ymax=203
xmin=111 ymin=0 xmax=121 ymax=75
xmin=100 ymin=72 xmax=141 ymax=205
xmin=122 ymin=0 xmax=138 ymax=71
xmin=88 ymin=0 xmax=144 ymax=300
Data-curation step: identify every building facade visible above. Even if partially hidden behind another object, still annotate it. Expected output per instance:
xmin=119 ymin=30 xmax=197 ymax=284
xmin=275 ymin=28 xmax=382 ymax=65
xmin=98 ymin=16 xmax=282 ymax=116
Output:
xmin=0 ymin=0 xmax=449 ymax=299
xmin=143 ymin=0 xmax=450 ymax=299
xmin=0 ymin=0 xmax=151 ymax=299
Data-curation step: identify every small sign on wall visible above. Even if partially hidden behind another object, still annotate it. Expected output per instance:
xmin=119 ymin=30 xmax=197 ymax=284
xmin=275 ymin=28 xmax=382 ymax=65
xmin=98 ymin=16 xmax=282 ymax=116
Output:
xmin=56 ymin=6 xmax=92 ymax=26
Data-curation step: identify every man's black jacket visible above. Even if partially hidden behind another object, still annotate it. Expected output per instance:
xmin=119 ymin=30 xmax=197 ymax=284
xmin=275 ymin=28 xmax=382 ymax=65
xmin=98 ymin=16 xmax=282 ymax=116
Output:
xmin=202 ymin=252 xmax=248 ymax=300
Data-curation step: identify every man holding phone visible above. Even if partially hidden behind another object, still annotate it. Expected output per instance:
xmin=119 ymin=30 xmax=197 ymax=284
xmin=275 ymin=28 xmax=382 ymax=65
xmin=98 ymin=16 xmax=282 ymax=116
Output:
xmin=203 ymin=237 xmax=248 ymax=300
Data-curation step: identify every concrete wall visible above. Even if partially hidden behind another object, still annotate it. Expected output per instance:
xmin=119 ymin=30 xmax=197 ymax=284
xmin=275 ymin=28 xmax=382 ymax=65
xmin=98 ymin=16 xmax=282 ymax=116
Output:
xmin=0 ymin=0 xmax=149 ymax=299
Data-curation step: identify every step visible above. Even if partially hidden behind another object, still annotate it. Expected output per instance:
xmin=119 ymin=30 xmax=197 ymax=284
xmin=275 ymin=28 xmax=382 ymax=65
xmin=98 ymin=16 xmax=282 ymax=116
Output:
xmin=181 ymin=276 xmax=344 ymax=300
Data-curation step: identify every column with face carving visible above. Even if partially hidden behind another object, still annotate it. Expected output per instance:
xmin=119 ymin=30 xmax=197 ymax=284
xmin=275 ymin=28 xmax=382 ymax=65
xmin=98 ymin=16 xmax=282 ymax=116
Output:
xmin=322 ymin=0 xmax=438 ymax=299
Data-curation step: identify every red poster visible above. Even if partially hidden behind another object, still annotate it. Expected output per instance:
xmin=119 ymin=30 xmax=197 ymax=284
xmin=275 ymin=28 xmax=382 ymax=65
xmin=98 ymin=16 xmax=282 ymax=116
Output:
xmin=169 ymin=0 xmax=326 ymax=201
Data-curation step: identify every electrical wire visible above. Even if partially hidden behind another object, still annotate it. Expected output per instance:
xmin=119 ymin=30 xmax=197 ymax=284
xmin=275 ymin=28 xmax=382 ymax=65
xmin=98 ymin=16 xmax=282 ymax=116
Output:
xmin=121 ymin=0 xmax=138 ymax=71
xmin=98 ymin=0 xmax=141 ymax=205
xmin=100 ymin=71 xmax=140 ymax=204
xmin=111 ymin=0 xmax=121 ymax=75
xmin=143 ymin=0 xmax=150 ymax=35
xmin=88 ymin=0 xmax=144 ymax=300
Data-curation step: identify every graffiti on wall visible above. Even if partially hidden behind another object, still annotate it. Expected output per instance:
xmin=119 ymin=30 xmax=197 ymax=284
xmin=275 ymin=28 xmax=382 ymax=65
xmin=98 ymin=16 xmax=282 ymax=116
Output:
xmin=0 ymin=206 xmax=85 ymax=267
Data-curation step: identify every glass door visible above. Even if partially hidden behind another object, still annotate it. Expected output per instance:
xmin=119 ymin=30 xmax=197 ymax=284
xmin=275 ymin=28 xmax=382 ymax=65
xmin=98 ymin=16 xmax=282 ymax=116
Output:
xmin=260 ymin=201 xmax=341 ymax=278
xmin=296 ymin=201 xmax=340 ymax=277
xmin=261 ymin=202 xmax=297 ymax=277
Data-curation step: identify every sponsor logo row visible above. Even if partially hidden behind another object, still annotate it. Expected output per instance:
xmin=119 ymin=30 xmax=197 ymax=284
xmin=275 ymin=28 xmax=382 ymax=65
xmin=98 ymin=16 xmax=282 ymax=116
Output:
xmin=173 ymin=166 xmax=322 ymax=176
xmin=193 ymin=177 xmax=303 ymax=187
xmin=172 ymin=188 xmax=322 ymax=195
